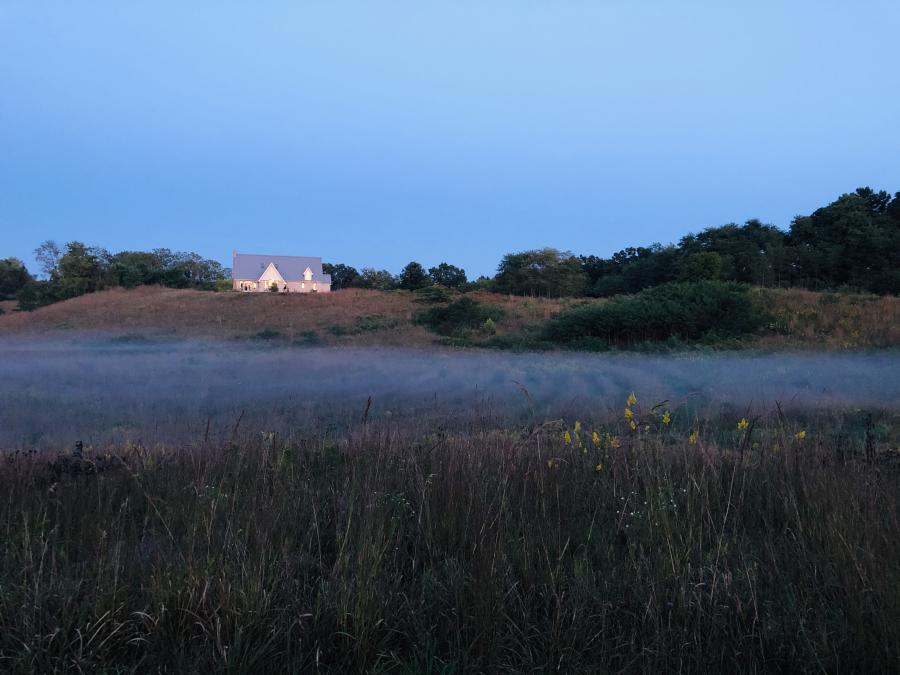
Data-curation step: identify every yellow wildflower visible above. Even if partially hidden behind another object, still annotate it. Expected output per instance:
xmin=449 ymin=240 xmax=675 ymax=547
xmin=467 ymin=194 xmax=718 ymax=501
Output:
xmin=610 ymin=436 xmax=621 ymax=449
xmin=737 ymin=418 xmax=749 ymax=431
xmin=624 ymin=408 xmax=634 ymax=420
xmin=592 ymin=431 xmax=600 ymax=447
xmin=574 ymin=420 xmax=582 ymax=433
xmin=662 ymin=411 xmax=671 ymax=425
xmin=595 ymin=462 xmax=604 ymax=472
xmin=794 ymin=430 xmax=807 ymax=440
xmin=563 ymin=431 xmax=571 ymax=445
xmin=627 ymin=392 xmax=637 ymax=406
xmin=689 ymin=431 xmax=699 ymax=444
xmin=629 ymin=419 xmax=637 ymax=431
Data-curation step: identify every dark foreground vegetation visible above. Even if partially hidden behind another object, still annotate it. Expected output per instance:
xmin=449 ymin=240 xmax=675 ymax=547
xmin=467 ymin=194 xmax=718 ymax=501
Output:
xmin=2 ymin=404 xmax=898 ymax=673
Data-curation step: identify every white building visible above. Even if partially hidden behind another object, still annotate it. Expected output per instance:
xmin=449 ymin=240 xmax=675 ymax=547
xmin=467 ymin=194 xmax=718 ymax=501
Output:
xmin=231 ymin=251 xmax=332 ymax=293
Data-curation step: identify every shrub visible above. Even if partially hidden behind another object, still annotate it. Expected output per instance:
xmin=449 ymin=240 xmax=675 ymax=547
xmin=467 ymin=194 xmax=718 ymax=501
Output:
xmin=253 ymin=329 xmax=282 ymax=341
xmin=328 ymin=325 xmax=348 ymax=336
xmin=293 ymin=330 xmax=322 ymax=346
xmin=543 ymin=281 xmax=769 ymax=347
xmin=413 ymin=285 xmax=452 ymax=304
xmin=415 ymin=297 xmax=504 ymax=336
xmin=355 ymin=314 xmax=398 ymax=332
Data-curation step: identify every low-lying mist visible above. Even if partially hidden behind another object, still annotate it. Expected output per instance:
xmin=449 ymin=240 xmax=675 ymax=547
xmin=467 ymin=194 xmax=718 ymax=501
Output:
xmin=1 ymin=339 xmax=898 ymax=447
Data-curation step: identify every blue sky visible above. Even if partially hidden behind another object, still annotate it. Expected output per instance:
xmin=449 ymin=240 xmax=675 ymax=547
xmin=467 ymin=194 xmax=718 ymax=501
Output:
xmin=2 ymin=1 xmax=899 ymax=278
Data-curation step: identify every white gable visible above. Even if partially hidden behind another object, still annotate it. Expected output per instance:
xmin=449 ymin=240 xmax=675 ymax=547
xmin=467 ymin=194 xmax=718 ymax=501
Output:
xmin=258 ymin=262 xmax=286 ymax=284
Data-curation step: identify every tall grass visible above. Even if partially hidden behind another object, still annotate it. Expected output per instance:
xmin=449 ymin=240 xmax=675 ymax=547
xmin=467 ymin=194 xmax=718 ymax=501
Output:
xmin=1 ymin=406 xmax=898 ymax=673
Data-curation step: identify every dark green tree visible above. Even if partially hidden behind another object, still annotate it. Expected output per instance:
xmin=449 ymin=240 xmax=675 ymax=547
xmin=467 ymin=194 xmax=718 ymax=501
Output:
xmin=354 ymin=268 xmax=398 ymax=291
xmin=55 ymin=242 xmax=107 ymax=298
xmin=322 ymin=263 xmax=360 ymax=290
xmin=428 ymin=262 xmax=467 ymax=288
xmin=0 ymin=258 xmax=32 ymax=299
xmin=494 ymin=248 xmax=586 ymax=297
xmin=788 ymin=187 xmax=900 ymax=293
xmin=679 ymin=220 xmax=791 ymax=287
xmin=399 ymin=261 xmax=432 ymax=290
xmin=679 ymin=252 xmax=723 ymax=281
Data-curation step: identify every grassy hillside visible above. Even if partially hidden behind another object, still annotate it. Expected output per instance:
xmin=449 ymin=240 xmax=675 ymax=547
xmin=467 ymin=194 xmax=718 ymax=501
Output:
xmin=1 ymin=285 xmax=898 ymax=350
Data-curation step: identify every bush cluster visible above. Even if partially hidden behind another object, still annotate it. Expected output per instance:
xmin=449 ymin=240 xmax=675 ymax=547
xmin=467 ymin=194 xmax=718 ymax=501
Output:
xmin=544 ymin=281 xmax=769 ymax=347
xmin=415 ymin=297 xmax=503 ymax=336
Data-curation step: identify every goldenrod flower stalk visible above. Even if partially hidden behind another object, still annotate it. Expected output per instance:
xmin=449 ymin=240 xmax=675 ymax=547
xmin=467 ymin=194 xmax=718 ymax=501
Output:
xmin=738 ymin=418 xmax=749 ymax=431
xmin=662 ymin=411 xmax=671 ymax=425
xmin=563 ymin=430 xmax=572 ymax=445
xmin=592 ymin=431 xmax=600 ymax=447
xmin=627 ymin=392 xmax=637 ymax=406
xmin=689 ymin=431 xmax=699 ymax=444
xmin=624 ymin=408 xmax=634 ymax=420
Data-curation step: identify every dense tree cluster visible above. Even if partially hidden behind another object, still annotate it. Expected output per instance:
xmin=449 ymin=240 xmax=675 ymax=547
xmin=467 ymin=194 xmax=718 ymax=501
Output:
xmin=324 ymin=188 xmax=899 ymax=299
xmin=15 ymin=241 xmax=230 ymax=310
xmin=573 ymin=188 xmax=899 ymax=297
xmin=323 ymin=261 xmax=470 ymax=291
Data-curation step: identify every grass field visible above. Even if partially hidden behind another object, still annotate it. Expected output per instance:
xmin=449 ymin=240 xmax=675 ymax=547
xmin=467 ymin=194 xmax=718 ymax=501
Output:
xmin=2 ymin=288 xmax=898 ymax=672
xmin=1 ymin=400 xmax=899 ymax=673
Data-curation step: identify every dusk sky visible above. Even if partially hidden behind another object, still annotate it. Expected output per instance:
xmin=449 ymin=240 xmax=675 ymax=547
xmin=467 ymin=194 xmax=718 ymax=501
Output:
xmin=2 ymin=1 xmax=899 ymax=278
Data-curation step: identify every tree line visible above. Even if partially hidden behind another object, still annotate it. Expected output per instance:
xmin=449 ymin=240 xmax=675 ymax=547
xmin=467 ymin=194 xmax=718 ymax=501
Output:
xmin=1 ymin=186 xmax=897 ymax=311
xmin=0 ymin=242 xmax=229 ymax=310
xmin=325 ymin=187 xmax=900 ymax=296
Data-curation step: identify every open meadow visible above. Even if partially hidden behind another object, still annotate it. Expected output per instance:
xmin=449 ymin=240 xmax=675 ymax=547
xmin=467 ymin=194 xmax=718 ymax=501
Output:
xmin=1 ymin=338 xmax=899 ymax=672
xmin=4 ymin=1 xmax=900 ymax=670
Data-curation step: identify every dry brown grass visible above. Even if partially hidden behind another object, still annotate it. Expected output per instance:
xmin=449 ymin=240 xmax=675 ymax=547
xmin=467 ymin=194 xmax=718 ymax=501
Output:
xmin=754 ymin=287 xmax=900 ymax=349
xmin=0 ymin=287 xmax=430 ymax=345
xmin=0 ymin=287 xmax=575 ymax=346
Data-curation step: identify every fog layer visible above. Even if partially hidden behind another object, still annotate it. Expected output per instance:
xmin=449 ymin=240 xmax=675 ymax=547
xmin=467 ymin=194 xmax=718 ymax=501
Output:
xmin=1 ymin=340 xmax=898 ymax=446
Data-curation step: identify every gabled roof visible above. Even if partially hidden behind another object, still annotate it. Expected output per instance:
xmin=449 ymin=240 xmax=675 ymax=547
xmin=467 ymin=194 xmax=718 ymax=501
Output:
xmin=258 ymin=262 xmax=285 ymax=283
xmin=232 ymin=252 xmax=332 ymax=283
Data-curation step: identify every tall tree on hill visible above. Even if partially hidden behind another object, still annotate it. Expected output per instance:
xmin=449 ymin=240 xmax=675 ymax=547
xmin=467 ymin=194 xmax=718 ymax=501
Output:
xmin=399 ymin=261 xmax=432 ymax=290
xmin=354 ymin=268 xmax=397 ymax=291
xmin=679 ymin=220 xmax=791 ymax=287
xmin=322 ymin=263 xmax=360 ymax=290
xmin=495 ymin=248 xmax=586 ymax=297
xmin=581 ymin=245 xmax=680 ymax=297
xmin=0 ymin=258 xmax=32 ymax=299
xmin=788 ymin=187 xmax=900 ymax=293
xmin=34 ymin=240 xmax=61 ymax=278
xmin=428 ymin=262 xmax=467 ymax=288
xmin=55 ymin=242 xmax=108 ymax=299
